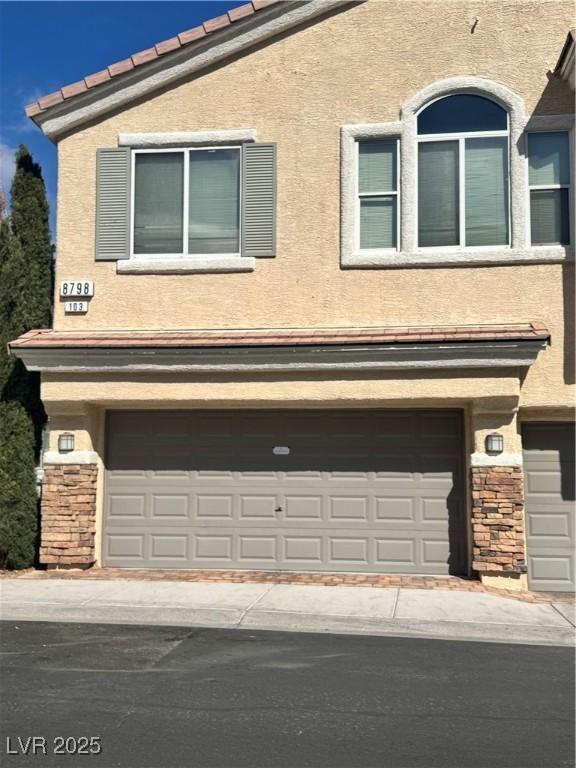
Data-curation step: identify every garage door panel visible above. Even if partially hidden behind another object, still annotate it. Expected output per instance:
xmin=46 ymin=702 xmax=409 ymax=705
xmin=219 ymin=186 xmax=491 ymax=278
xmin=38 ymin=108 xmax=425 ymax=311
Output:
xmin=329 ymin=497 xmax=369 ymax=520
xmin=108 ymin=494 xmax=146 ymax=518
xmin=376 ymin=497 xmax=415 ymax=522
xmin=151 ymin=495 xmax=190 ymax=519
xmin=526 ymin=470 xmax=566 ymax=495
xmin=421 ymin=537 xmax=451 ymax=569
xmin=238 ymin=536 xmax=277 ymax=561
xmin=528 ymin=555 xmax=573 ymax=591
xmin=330 ymin=538 xmax=369 ymax=564
xmin=373 ymin=413 xmax=415 ymax=436
xmin=196 ymin=495 xmax=234 ymax=519
xmin=150 ymin=535 xmax=188 ymax=560
xmin=422 ymin=497 xmax=451 ymax=521
xmin=105 ymin=410 xmax=465 ymax=573
xmin=283 ymin=536 xmax=323 ymax=563
xmin=194 ymin=535 xmax=233 ymax=561
xmin=421 ymin=412 xmax=462 ymax=437
xmin=284 ymin=496 xmax=323 ymax=519
xmin=528 ymin=512 xmax=571 ymax=540
xmin=523 ymin=423 xmax=575 ymax=593
xmin=106 ymin=534 xmax=145 ymax=560
xmin=375 ymin=538 xmax=415 ymax=566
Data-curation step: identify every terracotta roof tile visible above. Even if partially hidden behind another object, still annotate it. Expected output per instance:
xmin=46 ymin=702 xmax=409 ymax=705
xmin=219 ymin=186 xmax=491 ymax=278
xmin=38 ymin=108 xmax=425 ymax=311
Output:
xmin=131 ymin=47 xmax=158 ymax=67
xmin=84 ymin=69 xmax=112 ymax=88
xmin=37 ymin=91 xmax=64 ymax=110
xmin=228 ymin=3 xmax=255 ymax=22
xmin=61 ymin=80 xmax=88 ymax=99
xmin=108 ymin=58 xmax=135 ymax=77
xmin=178 ymin=25 xmax=207 ymax=45
xmin=203 ymin=14 xmax=231 ymax=34
xmin=26 ymin=1 xmax=283 ymax=120
xmin=8 ymin=323 xmax=551 ymax=351
xmin=25 ymin=102 xmax=43 ymax=118
xmin=155 ymin=37 xmax=181 ymax=56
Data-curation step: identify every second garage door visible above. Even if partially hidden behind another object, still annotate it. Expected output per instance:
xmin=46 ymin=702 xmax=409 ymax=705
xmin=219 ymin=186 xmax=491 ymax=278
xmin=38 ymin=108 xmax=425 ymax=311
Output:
xmin=523 ymin=423 xmax=575 ymax=593
xmin=104 ymin=410 xmax=466 ymax=573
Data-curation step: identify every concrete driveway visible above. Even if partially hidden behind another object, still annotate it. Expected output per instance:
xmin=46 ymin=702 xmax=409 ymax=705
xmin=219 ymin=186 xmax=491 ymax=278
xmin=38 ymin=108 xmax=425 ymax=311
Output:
xmin=1 ymin=578 xmax=574 ymax=646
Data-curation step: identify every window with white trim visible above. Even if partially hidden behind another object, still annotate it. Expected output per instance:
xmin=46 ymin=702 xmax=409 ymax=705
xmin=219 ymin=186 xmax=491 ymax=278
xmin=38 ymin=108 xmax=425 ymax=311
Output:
xmin=357 ymin=139 xmax=399 ymax=251
xmin=528 ymin=132 xmax=571 ymax=246
xmin=132 ymin=146 xmax=241 ymax=257
xmin=417 ymin=94 xmax=510 ymax=248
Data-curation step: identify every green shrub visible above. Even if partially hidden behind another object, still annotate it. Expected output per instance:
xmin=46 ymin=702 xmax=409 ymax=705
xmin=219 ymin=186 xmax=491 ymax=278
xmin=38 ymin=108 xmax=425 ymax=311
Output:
xmin=0 ymin=401 xmax=38 ymax=569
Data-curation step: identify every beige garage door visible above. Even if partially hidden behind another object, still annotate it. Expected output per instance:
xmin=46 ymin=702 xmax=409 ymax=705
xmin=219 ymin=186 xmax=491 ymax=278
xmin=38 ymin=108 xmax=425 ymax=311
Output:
xmin=104 ymin=410 xmax=466 ymax=573
xmin=523 ymin=423 xmax=575 ymax=593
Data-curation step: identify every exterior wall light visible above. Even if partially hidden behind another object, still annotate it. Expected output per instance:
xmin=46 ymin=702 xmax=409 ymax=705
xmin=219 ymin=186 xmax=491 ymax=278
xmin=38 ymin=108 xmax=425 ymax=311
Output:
xmin=485 ymin=433 xmax=504 ymax=455
xmin=58 ymin=433 xmax=75 ymax=453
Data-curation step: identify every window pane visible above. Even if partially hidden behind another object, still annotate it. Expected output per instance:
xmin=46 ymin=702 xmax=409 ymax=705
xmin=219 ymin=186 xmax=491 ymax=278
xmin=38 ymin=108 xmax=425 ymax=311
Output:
xmin=418 ymin=95 xmax=507 ymax=134
xmin=418 ymin=141 xmax=459 ymax=247
xmin=465 ymin=137 xmax=509 ymax=246
xmin=528 ymin=132 xmax=570 ymax=186
xmin=360 ymin=197 xmax=396 ymax=249
xmin=189 ymin=149 xmax=240 ymax=254
xmin=359 ymin=140 xmax=397 ymax=193
xmin=530 ymin=189 xmax=570 ymax=245
xmin=134 ymin=153 xmax=183 ymax=254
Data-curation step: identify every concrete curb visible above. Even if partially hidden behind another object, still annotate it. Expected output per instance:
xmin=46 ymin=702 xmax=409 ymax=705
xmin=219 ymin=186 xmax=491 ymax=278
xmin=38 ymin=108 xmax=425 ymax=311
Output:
xmin=1 ymin=603 xmax=574 ymax=647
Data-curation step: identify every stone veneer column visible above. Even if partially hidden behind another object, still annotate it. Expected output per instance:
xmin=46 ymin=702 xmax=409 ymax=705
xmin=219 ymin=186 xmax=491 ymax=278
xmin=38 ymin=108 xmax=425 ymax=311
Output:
xmin=471 ymin=466 xmax=527 ymax=576
xmin=40 ymin=464 xmax=98 ymax=567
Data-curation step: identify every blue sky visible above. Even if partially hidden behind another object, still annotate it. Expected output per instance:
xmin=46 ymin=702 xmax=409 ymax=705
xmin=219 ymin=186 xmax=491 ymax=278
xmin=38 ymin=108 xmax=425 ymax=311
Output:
xmin=0 ymin=1 xmax=244 ymax=237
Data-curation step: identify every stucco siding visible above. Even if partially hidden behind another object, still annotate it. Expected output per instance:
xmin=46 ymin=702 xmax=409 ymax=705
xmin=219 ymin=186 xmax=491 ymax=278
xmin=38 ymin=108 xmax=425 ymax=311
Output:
xmin=52 ymin=0 xmax=574 ymax=410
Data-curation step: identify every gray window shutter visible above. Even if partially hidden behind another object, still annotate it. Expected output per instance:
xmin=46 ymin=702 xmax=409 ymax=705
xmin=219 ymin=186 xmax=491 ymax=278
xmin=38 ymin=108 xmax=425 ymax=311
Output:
xmin=95 ymin=147 xmax=131 ymax=260
xmin=241 ymin=143 xmax=276 ymax=258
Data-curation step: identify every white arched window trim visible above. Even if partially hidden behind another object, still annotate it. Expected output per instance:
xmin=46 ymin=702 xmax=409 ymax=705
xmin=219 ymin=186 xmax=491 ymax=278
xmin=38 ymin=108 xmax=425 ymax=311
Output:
xmin=341 ymin=76 xmax=574 ymax=268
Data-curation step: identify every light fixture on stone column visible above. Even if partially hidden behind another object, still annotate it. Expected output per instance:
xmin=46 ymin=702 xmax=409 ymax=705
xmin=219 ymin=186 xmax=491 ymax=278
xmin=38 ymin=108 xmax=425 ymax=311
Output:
xmin=58 ymin=433 xmax=75 ymax=453
xmin=485 ymin=433 xmax=504 ymax=455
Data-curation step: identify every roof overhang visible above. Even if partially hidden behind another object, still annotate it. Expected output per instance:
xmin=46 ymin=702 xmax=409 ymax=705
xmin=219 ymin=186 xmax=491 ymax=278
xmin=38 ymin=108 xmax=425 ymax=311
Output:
xmin=555 ymin=30 xmax=575 ymax=91
xmin=28 ymin=0 xmax=363 ymax=142
xmin=9 ymin=325 xmax=550 ymax=374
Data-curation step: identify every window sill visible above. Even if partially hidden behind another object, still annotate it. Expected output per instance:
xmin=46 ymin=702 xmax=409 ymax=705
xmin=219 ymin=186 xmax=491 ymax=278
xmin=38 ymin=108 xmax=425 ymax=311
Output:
xmin=342 ymin=246 xmax=573 ymax=269
xmin=117 ymin=256 xmax=256 ymax=274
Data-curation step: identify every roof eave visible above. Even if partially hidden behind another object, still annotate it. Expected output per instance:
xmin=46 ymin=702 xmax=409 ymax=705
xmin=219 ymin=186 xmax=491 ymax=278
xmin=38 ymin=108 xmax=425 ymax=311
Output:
xmin=10 ymin=339 xmax=549 ymax=374
xmin=28 ymin=0 xmax=362 ymax=142
xmin=554 ymin=29 xmax=576 ymax=89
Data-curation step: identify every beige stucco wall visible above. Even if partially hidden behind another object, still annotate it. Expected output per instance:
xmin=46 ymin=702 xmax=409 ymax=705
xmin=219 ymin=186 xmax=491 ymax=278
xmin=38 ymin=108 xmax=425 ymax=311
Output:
xmin=52 ymin=0 xmax=575 ymax=411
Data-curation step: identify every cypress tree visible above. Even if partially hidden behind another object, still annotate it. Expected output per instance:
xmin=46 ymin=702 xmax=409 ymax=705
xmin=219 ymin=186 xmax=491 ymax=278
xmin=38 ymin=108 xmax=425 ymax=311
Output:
xmin=0 ymin=145 xmax=53 ymax=453
xmin=0 ymin=401 xmax=38 ymax=569
xmin=0 ymin=146 xmax=53 ymax=568
xmin=9 ymin=145 xmax=53 ymax=331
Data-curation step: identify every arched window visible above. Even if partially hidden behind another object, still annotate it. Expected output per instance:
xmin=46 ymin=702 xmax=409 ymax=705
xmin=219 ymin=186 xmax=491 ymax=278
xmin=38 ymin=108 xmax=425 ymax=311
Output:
xmin=417 ymin=94 xmax=510 ymax=248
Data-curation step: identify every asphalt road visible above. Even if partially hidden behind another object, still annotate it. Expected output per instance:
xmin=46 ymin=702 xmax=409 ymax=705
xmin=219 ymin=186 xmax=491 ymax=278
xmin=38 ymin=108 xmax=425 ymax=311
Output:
xmin=0 ymin=622 xmax=573 ymax=768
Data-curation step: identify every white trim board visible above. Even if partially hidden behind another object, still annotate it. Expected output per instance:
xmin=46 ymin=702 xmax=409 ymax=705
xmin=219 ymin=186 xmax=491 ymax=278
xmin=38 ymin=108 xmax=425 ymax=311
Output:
xmin=117 ymin=256 xmax=255 ymax=274
xmin=118 ymin=129 xmax=256 ymax=147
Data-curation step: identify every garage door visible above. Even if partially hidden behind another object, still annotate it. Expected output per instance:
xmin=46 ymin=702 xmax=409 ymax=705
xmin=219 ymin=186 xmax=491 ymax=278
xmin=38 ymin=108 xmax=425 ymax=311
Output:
xmin=104 ymin=410 xmax=466 ymax=574
xmin=523 ymin=423 xmax=575 ymax=593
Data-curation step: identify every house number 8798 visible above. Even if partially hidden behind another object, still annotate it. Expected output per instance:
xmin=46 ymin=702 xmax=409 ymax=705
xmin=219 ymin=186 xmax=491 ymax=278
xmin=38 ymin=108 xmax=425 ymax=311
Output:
xmin=59 ymin=280 xmax=94 ymax=298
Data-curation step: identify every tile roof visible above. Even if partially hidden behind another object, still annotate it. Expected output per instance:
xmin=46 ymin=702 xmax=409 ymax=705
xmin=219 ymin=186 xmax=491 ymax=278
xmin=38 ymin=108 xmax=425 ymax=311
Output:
xmin=10 ymin=323 xmax=551 ymax=350
xmin=25 ymin=0 xmax=281 ymax=119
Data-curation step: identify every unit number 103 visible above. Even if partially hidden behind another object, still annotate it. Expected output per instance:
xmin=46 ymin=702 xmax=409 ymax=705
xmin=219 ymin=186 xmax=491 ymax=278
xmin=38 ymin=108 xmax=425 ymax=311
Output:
xmin=60 ymin=281 xmax=94 ymax=297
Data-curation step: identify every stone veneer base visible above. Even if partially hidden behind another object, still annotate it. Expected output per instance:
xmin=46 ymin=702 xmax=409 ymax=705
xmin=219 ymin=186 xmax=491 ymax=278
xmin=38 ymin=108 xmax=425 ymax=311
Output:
xmin=40 ymin=464 xmax=98 ymax=566
xmin=471 ymin=466 xmax=527 ymax=575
